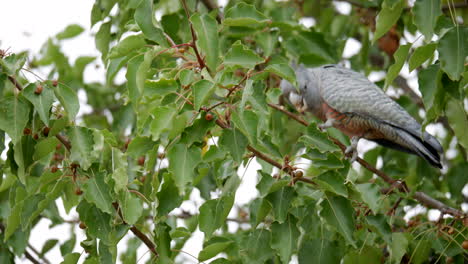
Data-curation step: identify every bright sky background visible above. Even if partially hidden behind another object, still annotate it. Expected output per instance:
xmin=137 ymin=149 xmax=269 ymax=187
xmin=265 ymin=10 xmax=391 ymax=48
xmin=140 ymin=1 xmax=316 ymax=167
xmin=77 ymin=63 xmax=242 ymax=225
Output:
xmin=1 ymin=1 xmax=466 ymax=264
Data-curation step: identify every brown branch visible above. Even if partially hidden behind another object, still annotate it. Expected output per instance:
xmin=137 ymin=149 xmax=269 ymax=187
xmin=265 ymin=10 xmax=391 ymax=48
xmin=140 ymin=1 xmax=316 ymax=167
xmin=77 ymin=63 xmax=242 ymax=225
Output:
xmin=28 ymin=243 xmax=51 ymax=264
xmin=181 ymin=0 xmax=207 ymax=70
xmin=24 ymin=249 xmax=41 ymax=264
xmin=268 ymin=103 xmax=467 ymax=219
xmin=8 ymin=75 xmax=23 ymax=91
xmin=200 ymin=0 xmax=223 ymax=23
xmin=112 ymin=203 xmax=158 ymax=257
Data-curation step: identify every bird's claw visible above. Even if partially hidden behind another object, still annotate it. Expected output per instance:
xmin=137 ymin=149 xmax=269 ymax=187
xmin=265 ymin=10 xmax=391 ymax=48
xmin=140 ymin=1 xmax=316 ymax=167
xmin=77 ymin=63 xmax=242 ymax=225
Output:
xmin=345 ymin=136 xmax=360 ymax=163
xmin=318 ymin=118 xmax=335 ymax=131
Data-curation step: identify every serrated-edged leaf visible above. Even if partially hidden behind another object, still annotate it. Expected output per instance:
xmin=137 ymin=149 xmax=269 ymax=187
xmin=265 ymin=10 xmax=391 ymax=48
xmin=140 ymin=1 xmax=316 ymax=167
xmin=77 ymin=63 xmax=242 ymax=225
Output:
xmin=192 ymin=79 xmax=215 ymax=110
xmin=408 ymin=43 xmax=437 ymax=72
xmin=178 ymin=69 xmax=195 ymax=86
xmin=167 ymin=143 xmax=201 ymax=193
xmin=219 ymin=128 xmax=248 ymax=163
xmin=118 ymin=191 xmax=143 ymax=225
xmin=446 ymin=99 xmax=468 ymax=150
xmin=126 ymin=136 xmax=156 ymax=158
xmin=108 ymin=34 xmax=146 ymax=59
xmin=22 ymin=83 xmax=54 ymax=126
xmin=266 ymin=186 xmax=295 ymax=223
xmin=355 ymin=183 xmax=382 ymax=213
xmin=56 ymin=24 xmax=84 ymax=40
xmin=224 ymin=41 xmax=263 ymax=69
xmin=135 ymin=0 xmax=167 ymax=46
xmin=14 ymin=136 xmax=35 ymax=183
xmin=149 ymin=106 xmax=177 ymax=140
xmin=53 ymin=84 xmax=79 ymax=120
xmin=231 ymin=110 xmax=258 ymax=145
xmin=271 ymin=216 xmax=300 ymax=263
xmin=68 ymin=127 xmax=95 ymax=170
xmin=191 ymin=13 xmax=219 ymax=73
xmin=264 ymin=64 xmax=296 ymax=86
xmin=299 ymin=238 xmax=342 ymax=264
xmin=256 ymin=171 xmax=289 ymax=197
xmin=320 ymin=194 xmax=356 ymax=247
xmin=385 ymin=44 xmax=411 ymax=89
xmin=33 ymin=137 xmax=59 ymax=161
xmin=315 ymin=171 xmax=348 ymax=197
xmin=366 ymin=214 xmax=392 ymax=244
xmin=0 ymin=95 xmax=30 ymax=144
xmin=144 ymin=78 xmax=178 ymax=97
xmin=198 ymin=241 xmax=233 ymax=262
xmin=390 ymin=232 xmax=408 ymax=264
xmin=299 ymin=124 xmax=341 ymax=153
xmin=249 ymin=198 xmax=272 ymax=227
xmin=343 ymin=246 xmax=382 ymax=264
xmin=437 ymin=26 xmax=467 ymax=81
xmin=412 ymin=0 xmax=441 ymax=41
xmin=224 ymin=3 xmax=269 ymax=28
xmin=373 ymin=0 xmax=403 ymax=42
xmin=199 ymin=195 xmax=234 ymax=238
xmin=255 ymin=30 xmax=278 ymax=57
xmin=76 ymin=201 xmax=112 ymax=244
xmin=241 ymin=229 xmax=273 ymax=263
xmin=82 ymin=172 xmax=114 ymax=214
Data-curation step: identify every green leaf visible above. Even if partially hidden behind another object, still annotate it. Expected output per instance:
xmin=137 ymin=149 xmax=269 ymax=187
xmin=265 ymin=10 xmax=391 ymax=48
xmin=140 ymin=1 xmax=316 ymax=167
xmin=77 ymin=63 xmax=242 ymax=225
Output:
xmin=56 ymin=24 xmax=84 ymax=40
xmin=437 ymin=26 xmax=467 ymax=80
xmin=60 ymin=252 xmax=81 ymax=264
xmin=343 ymin=246 xmax=382 ymax=264
xmin=271 ymin=216 xmax=300 ymax=263
xmin=408 ymin=43 xmax=437 ymax=72
xmin=385 ymin=44 xmax=411 ymax=89
xmin=22 ymin=83 xmax=54 ymax=126
xmin=299 ymin=124 xmax=341 ymax=153
xmin=108 ymin=34 xmax=146 ymax=59
xmin=144 ymin=78 xmax=178 ymax=97
xmin=412 ymin=0 xmax=441 ymax=41
xmin=135 ymin=0 xmax=167 ymax=46
xmin=446 ymin=99 xmax=468 ymax=150
xmin=224 ymin=41 xmax=263 ymax=69
xmin=366 ymin=214 xmax=392 ymax=244
xmin=167 ymin=143 xmax=201 ymax=193
xmin=255 ymin=30 xmax=278 ymax=57
xmin=219 ymin=128 xmax=248 ymax=163
xmin=315 ymin=171 xmax=348 ymax=197
xmin=241 ymin=229 xmax=273 ymax=264
xmin=418 ymin=64 xmax=440 ymax=109
xmin=110 ymin=147 xmax=128 ymax=193
xmin=41 ymin=239 xmax=59 ymax=256
xmin=198 ymin=241 xmax=233 ymax=262
xmin=355 ymin=183 xmax=383 ymax=213
xmin=53 ymin=84 xmax=79 ymax=120
xmin=266 ymin=186 xmax=295 ymax=223
xmin=95 ymin=21 xmax=111 ymax=59
xmin=191 ymin=13 xmax=219 ymax=73
xmin=0 ymin=95 xmax=30 ymax=144
xmin=409 ymin=239 xmax=432 ymax=264
xmin=320 ymin=194 xmax=356 ymax=247
xmin=156 ymin=173 xmax=183 ymax=217
xmin=192 ymin=79 xmax=215 ymax=110
xmin=149 ymin=106 xmax=177 ymax=140
xmin=390 ymin=233 xmax=408 ymax=264
xmin=33 ymin=137 xmax=59 ymax=161
xmin=249 ymin=198 xmax=272 ymax=227
xmin=199 ymin=195 xmax=234 ymax=238
xmin=299 ymin=238 xmax=342 ymax=264
xmin=82 ymin=171 xmax=114 ymax=214
xmin=264 ymin=64 xmax=296 ymax=86
xmin=76 ymin=201 xmax=112 ymax=244
xmin=224 ymin=3 xmax=269 ymax=28
xmin=240 ymin=80 xmax=268 ymax=115
xmin=231 ymin=110 xmax=258 ymax=145
xmin=447 ymin=163 xmax=468 ymax=200
xmin=68 ymin=127 xmax=94 ymax=170
xmin=256 ymin=171 xmax=289 ymax=197
xmin=118 ymin=191 xmax=143 ymax=225
xmin=126 ymin=136 xmax=156 ymax=158
xmin=373 ymin=0 xmax=403 ymax=43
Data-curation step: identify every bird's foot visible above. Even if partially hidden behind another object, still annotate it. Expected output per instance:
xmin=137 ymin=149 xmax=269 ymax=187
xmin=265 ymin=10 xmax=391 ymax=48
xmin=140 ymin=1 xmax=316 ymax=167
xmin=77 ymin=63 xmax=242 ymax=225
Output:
xmin=318 ymin=118 xmax=336 ymax=131
xmin=345 ymin=136 xmax=360 ymax=163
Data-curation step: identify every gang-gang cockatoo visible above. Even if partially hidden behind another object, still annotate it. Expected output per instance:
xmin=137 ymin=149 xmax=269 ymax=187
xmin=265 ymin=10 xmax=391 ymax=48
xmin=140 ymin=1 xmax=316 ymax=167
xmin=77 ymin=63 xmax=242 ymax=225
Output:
xmin=280 ymin=64 xmax=443 ymax=168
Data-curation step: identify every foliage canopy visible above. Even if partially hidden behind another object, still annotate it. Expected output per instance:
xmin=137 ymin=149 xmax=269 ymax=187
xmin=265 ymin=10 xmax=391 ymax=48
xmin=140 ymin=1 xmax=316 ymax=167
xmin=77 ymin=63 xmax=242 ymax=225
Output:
xmin=0 ymin=0 xmax=467 ymax=263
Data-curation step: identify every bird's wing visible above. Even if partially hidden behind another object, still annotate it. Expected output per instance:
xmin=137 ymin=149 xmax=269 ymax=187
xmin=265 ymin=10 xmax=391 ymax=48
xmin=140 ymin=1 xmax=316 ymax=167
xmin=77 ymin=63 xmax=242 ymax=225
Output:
xmin=316 ymin=65 xmax=422 ymax=136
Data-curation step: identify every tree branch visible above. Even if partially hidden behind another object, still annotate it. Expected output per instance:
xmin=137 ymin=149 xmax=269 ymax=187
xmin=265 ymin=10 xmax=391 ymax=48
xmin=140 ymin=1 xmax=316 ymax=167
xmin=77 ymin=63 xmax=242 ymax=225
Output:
xmin=181 ymin=0 xmax=207 ymax=70
xmin=7 ymin=75 xmax=23 ymax=91
xmin=267 ymin=103 xmax=467 ymax=219
xmin=112 ymin=203 xmax=158 ymax=257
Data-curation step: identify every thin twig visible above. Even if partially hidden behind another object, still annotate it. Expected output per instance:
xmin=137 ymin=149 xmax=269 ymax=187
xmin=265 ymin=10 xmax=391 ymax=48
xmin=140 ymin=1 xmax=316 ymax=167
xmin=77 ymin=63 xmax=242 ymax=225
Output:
xmin=268 ymin=103 xmax=467 ymax=219
xmin=181 ymin=0 xmax=207 ymax=70
xmin=7 ymin=75 xmax=23 ymax=90
xmin=28 ymin=243 xmax=51 ymax=264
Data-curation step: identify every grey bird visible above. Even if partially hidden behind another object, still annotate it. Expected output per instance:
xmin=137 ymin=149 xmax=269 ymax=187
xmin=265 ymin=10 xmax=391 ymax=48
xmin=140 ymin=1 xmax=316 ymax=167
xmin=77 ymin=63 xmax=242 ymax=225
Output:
xmin=281 ymin=64 xmax=443 ymax=168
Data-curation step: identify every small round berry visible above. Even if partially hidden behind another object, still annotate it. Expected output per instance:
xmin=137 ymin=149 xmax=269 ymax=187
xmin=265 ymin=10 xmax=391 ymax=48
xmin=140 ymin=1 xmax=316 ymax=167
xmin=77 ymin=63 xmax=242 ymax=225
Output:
xmin=42 ymin=127 xmax=50 ymax=137
xmin=138 ymin=156 xmax=145 ymax=166
xmin=34 ymin=84 xmax=43 ymax=95
xmin=462 ymin=240 xmax=468 ymax=250
xmin=23 ymin=128 xmax=31 ymax=135
xmin=33 ymin=133 xmax=39 ymax=140
xmin=75 ymin=188 xmax=83 ymax=195
xmin=52 ymin=80 xmax=58 ymax=87
xmin=205 ymin=113 xmax=214 ymax=121
xmin=51 ymin=166 xmax=58 ymax=173
xmin=79 ymin=222 xmax=87 ymax=229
